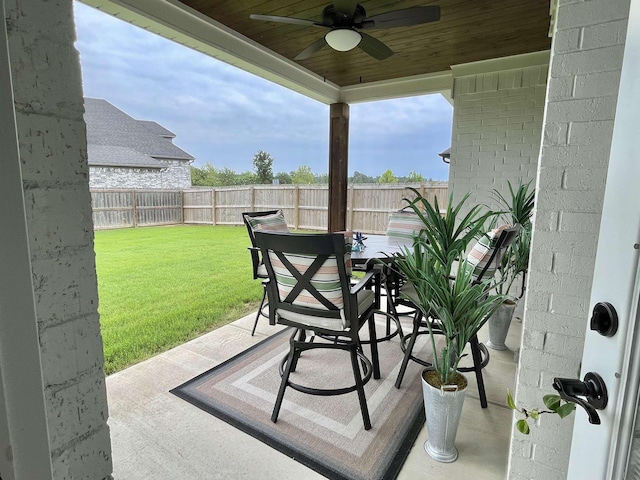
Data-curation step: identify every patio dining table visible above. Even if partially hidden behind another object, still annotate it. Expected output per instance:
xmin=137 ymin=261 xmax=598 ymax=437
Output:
xmin=348 ymin=234 xmax=414 ymax=342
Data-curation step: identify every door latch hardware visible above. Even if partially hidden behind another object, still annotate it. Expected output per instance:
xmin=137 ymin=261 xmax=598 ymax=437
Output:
xmin=590 ymin=302 xmax=618 ymax=337
xmin=553 ymin=372 xmax=607 ymax=424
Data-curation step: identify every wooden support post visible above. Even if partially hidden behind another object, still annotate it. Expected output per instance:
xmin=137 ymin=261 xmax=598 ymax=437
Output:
xmin=328 ymin=103 xmax=349 ymax=232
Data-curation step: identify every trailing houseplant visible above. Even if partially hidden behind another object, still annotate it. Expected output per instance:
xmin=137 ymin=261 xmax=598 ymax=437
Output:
xmin=507 ymin=390 xmax=575 ymax=434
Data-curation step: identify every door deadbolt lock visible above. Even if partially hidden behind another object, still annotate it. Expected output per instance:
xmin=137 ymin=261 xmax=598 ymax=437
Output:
xmin=590 ymin=302 xmax=618 ymax=337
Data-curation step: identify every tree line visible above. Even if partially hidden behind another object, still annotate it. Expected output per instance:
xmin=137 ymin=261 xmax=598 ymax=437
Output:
xmin=191 ymin=150 xmax=432 ymax=186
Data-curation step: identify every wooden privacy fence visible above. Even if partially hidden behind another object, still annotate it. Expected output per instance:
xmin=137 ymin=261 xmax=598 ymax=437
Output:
xmin=182 ymin=183 xmax=448 ymax=234
xmin=91 ymin=183 xmax=448 ymax=232
xmin=91 ymin=190 xmax=183 ymax=229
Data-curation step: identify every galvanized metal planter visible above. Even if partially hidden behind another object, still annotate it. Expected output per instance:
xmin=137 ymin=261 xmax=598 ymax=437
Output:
xmin=487 ymin=299 xmax=518 ymax=351
xmin=421 ymin=369 xmax=467 ymax=463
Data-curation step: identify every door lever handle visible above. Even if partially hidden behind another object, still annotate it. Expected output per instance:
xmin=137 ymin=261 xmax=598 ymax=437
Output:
xmin=552 ymin=372 xmax=607 ymax=424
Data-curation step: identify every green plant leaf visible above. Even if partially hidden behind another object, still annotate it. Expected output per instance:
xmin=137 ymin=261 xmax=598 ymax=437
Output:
xmin=506 ymin=390 xmax=517 ymax=410
xmin=556 ymin=403 xmax=576 ymax=419
xmin=530 ymin=410 xmax=539 ymax=420
xmin=516 ymin=419 xmax=530 ymax=435
xmin=543 ymin=394 xmax=562 ymax=411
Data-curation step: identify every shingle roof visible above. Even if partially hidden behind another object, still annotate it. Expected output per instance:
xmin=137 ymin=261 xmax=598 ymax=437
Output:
xmin=84 ymin=98 xmax=194 ymax=167
xmin=138 ymin=120 xmax=176 ymax=139
xmin=88 ymin=145 xmax=165 ymax=169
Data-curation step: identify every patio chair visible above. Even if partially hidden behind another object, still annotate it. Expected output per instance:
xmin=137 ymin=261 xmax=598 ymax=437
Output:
xmin=254 ymin=231 xmax=380 ymax=430
xmin=242 ymin=210 xmax=289 ymax=335
xmin=393 ymin=224 xmax=521 ymax=408
xmin=382 ymin=208 xmax=426 ymax=334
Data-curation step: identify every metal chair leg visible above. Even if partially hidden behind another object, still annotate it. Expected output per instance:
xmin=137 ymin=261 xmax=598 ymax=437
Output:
xmin=350 ymin=344 xmax=372 ymax=430
xmin=251 ymin=282 xmax=268 ymax=336
xmin=395 ymin=312 xmax=422 ymax=389
xmin=469 ymin=334 xmax=488 ymax=408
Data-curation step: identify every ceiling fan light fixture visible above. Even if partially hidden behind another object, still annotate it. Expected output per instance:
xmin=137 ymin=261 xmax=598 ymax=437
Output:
xmin=325 ymin=29 xmax=362 ymax=51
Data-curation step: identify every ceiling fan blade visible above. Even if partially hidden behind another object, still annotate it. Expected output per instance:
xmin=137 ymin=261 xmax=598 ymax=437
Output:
xmin=332 ymin=0 xmax=358 ymax=23
xmin=358 ymin=32 xmax=393 ymax=60
xmin=294 ymin=37 xmax=328 ymax=60
xmin=362 ymin=6 xmax=441 ymax=29
xmin=250 ymin=14 xmax=325 ymax=28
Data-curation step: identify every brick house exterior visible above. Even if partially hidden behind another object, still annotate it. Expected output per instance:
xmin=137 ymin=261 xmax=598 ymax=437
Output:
xmin=84 ymin=98 xmax=193 ymax=189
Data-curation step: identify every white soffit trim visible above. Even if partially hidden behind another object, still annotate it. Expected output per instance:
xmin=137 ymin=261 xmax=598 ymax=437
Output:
xmin=81 ymin=0 xmax=341 ymax=104
xmin=450 ymin=50 xmax=551 ymax=78
xmin=339 ymin=70 xmax=453 ymax=104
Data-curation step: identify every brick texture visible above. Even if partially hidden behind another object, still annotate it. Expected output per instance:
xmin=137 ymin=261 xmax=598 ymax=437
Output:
xmin=506 ymin=0 xmax=630 ymax=478
xmin=449 ymin=64 xmax=547 ymax=214
xmin=6 ymin=0 xmax=113 ymax=478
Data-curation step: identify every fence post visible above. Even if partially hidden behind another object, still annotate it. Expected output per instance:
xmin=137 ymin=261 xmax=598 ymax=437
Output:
xmin=249 ymin=186 xmax=255 ymax=212
xmin=420 ymin=181 xmax=426 ymax=198
xmin=294 ymin=186 xmax=300 ymax=229
xmin=211 ymin=188 xmax=216 ymax=225
xmin=132 ymin=190 xmax=138 ymax=227
xmin=348 ymin=184 xmax=355 ymax=231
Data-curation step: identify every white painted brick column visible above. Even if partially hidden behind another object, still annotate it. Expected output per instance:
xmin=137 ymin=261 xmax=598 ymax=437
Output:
xmin=5 ymin=0 xmax=112 ymax=478
xmin=449 ymin=55 xmax=548 ymax=212
xmin=508 ymin=0 xmax=630 ymax=479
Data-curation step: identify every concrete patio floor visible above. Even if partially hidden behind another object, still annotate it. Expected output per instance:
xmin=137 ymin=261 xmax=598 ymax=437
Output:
xmin=106 ymin=304 xmax=523 ymax=479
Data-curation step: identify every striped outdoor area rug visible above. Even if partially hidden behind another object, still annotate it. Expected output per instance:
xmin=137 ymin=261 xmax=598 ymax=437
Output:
xmin=171 ymin=320 xmax=437 ymax=480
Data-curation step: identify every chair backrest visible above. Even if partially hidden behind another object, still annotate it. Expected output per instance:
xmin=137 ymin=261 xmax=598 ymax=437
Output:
xmin=254 ymin=231 xmax=355 ymax=331
xmin=242 ymin=210 xmax=289 ymax=247
xmin=385 ymin=208 xmax=425 ymax=241
xmin=242 ymin=210 xmax=289 ymax=279
xmin=464 ymin=224 xmax=521 ymax=284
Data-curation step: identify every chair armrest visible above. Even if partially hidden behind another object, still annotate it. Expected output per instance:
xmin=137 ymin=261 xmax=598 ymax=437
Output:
xmin=350 ymin=268 xmax=378 ymax=295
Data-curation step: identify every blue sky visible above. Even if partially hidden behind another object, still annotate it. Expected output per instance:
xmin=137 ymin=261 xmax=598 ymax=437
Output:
xmin=73 ymin=2 xmax=453 ymax=180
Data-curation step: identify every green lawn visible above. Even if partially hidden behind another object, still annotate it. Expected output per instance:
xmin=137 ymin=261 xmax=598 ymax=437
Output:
xmin=94 ymin=225 xmax=262 ymax=375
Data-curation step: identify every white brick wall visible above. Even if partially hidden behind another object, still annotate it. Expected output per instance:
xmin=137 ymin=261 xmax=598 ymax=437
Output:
xmin=508 ymin=0 xmax=630 ymax=478
xmin=6 ymin=0 xmax=112 ymax=478
xmin=89 ymin=159 xmax=192 ymax=190
xmin=449 ymin=63 xmax=547 ymax=212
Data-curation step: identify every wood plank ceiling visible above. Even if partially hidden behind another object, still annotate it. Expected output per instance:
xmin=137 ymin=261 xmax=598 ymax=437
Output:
xmin=178 ymin=0 xmax=552 ymax=88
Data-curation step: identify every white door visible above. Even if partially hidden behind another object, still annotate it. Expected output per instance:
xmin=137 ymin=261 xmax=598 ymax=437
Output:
xmin=567 ymin=1 xmax=640 ymax=477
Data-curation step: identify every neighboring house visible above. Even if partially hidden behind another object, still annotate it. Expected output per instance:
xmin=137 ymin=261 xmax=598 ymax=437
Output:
xmin=84 ymin=98 xmax=194 ymax=189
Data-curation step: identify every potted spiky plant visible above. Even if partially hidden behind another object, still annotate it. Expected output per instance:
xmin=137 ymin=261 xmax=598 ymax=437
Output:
xmin=486 ymin=181 xmax=535 ymax=350
xmin=391 ymin=190 xmax=506 ymax=462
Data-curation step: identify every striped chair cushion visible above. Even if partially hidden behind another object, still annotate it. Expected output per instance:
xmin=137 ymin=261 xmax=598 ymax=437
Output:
xmin=277 ymin=289 xmax=374 ymax=331
xmin=463 ymin=224 xmax=511 ymax=281
xmin=386 ymin=211 xmax=424 ymax=240
xmin=268 ymin=251 xmax=345 ymax=311
xmin=244 ymin=210 xmax=289 ymax=233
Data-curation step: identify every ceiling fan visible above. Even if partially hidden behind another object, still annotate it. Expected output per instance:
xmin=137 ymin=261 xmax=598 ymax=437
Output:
xmin=250 ymin=1 xmax=441 ymax=61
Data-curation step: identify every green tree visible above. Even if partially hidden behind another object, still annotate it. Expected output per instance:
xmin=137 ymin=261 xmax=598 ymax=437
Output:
xmin=350 ymin=171 xmax=377 ymax=183
xmin=191 ymin=163 xmax=218 ymax=186
xmin=274 ymin=172 xmax=293 ymax=184
xmin=379 ymin=169 xmax=398 ymax=184
xmin=314 ymin=173 xmax=329 ymax=184
xmin=290 ymin=165 xmax=315 ymax=184
xmin=253 ymin=150 xmax=274 ymax=184
xmin=406 ymin=171 xmax=424 ymax=183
